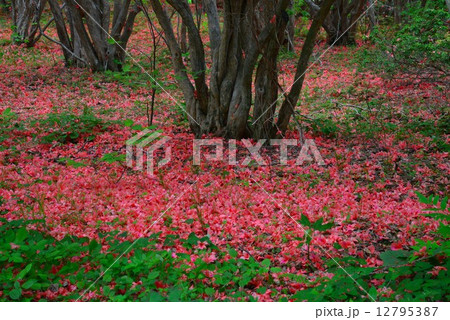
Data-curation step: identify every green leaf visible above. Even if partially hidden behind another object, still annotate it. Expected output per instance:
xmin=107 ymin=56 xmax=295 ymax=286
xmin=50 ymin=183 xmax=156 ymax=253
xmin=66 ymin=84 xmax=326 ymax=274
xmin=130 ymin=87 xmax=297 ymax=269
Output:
xmin=416 ymin=192 xmax=429 ymax=204
xmin=441 ymin=197 xmax=448 ymax=210
xmin=5 ymin=229 xmax=15 ymax=242
xmin=100 ymin=152 xmax=125 ymax=164
xmin=437 ymin=224 xmax=450 ymax=238
xmin=312 ymin=217 xmax=324 ymax=230
xmin=22 ymin=279 xmax=38 ymax=289
xmin=313 ymin=218 xmax=335 ymax=232
xmin=423 ymin=213 xmax=450 ymax=221
xmin=2 ymin=108 xmax=12 ymax=116
xmin=15 ymin=228 xmax=28 ymax=243
xmin=148 ymin=291 xmax=164 ymax=302
xmin=404 ymin=279 xmax=423 ymax=291
xmin=380 ymin=250 xmax=410 ymax=267
xmin=17 ymin=263 xmax=32 ymax=280
xmin=205 ymin=287 xmax=215 ymax=296
xmin=261 ymin=259 xmax=271 ymax=268
xmin=9 ymin=288 xmax=22 ymax=300
xmin=58 ymin=158 xmax=88 ymax=168
xmin=123 ymin=119 xmax=134 ymax=127
xmin=147 ymin=271 xmax=160 ymax=280
xmin=103 ymin=286 xmax=111 ymax=297
xmin=433 ymin=195 xmax=440 ymax=206
xmin=299 ymin=214 xmax=311 ymax=227
xmin=256 ymin=287 xmax=267 ymax=294
xmin=131 ymin=124 xmax=143 ymax=131
xmin=187 ymin=233 xmax=199 ymax=245
xmin=89 ymin=240 xmax=100 ymax=254
xmin=368 ymin=286 xmax=378 ymax=300
xmin=168 ymin=288 xmax=182 ymax=301
xmin=238 ymin=275 xmax=252 ymax=287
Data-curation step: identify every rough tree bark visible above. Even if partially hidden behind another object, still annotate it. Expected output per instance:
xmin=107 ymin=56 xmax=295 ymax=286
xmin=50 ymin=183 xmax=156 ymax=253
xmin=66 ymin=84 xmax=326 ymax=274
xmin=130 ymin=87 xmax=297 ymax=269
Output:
xmin=393 ymin=0 xmax=403 ymax=24
xmin=368 ymin=0 xmax=377 ymax=30
xmin=11 ymin=0 xmax=47 ymax=47
xmin=284 ymin=0 xmax=295 ymax=51
xmin=149 ymin=0 xmax=335 ymax=139
xmin=276 ymin=0 xmax=336 ymax=132
xmin=47 ymin=0 xmax=140 ymax=71
xmin=306 ymin=0 xmax=365 ymax=45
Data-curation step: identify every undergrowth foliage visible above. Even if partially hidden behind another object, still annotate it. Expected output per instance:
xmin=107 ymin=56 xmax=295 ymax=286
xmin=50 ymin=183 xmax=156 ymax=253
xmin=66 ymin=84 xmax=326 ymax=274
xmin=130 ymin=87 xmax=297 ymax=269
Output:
xmin=298 ymin=195 xmax=449 ymax=301
xmin=34 ymin=107 xmax=112 ymax=144
xmin=0 ymin=1 xmax=448 ymax=303
xmin=0 ymin=219 xmax=296 ymax=301
xmin=0 ymin=195 xmax=447 ymax=301
xmin=359 ymin=0 xmax=449 ymax=82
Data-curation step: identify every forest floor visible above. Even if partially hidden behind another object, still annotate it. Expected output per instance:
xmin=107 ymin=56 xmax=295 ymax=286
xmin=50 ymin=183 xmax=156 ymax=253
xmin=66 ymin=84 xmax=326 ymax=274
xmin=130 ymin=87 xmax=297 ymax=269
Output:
xmin=0 ymin=15 xmax=448 ymax=301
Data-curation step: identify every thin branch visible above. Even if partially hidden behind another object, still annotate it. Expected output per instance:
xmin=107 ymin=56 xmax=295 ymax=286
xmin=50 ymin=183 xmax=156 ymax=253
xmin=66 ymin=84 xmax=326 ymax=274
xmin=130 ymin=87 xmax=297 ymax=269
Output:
xmin=38 ymin=22 xmax=88 ymax=65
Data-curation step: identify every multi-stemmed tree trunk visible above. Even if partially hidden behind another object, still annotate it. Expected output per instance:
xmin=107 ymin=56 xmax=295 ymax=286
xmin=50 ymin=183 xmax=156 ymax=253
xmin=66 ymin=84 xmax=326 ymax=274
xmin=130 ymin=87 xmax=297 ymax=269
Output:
xmin=11 ymin=0 xmax=47 ymax=46
xmin=47 ymin=0 xmax=140 ymax=71
xmin=150 ymin=0 xmax=335 ymax=139
xmin=306 ymin=0 xmax=365 ymax=45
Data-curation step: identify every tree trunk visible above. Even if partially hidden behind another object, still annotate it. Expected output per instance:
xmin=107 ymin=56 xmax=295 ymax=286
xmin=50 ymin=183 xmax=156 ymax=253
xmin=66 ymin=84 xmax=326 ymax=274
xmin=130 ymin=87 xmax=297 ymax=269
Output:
xmin=48 ymin=0 xmax=140 ymax=71
xmin=346 ymin=0 xmax=365 ymax=44
xmin=277 ymin=0 xmax=336 ymax=133
xmin=252 ymin=0 xmax=289 ymax=139
xmin=368 ymin=0 xmax=377 ymax=31
xmin=180 ymin=21 xmax=188 ymax=53
xmin=11 ymin=0 xmax=46 ymax=47
xmin=150 ymin=0 xmax=335 ymax=139
xmin=393 ymin=0 xmax=402 ymax=24
xmin=306 ymin=0 xmax=364 ymax=46
xmin=284 ymin=0 xmax=295 ymax=51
